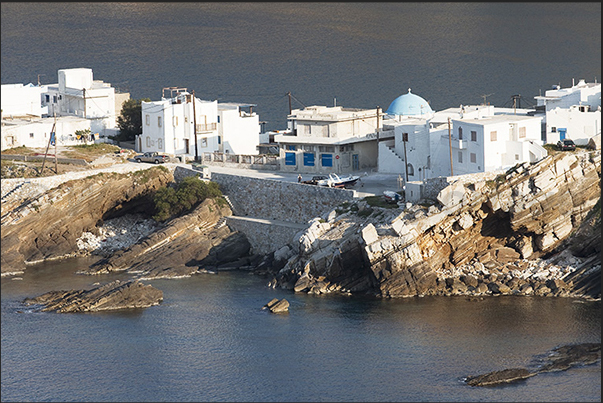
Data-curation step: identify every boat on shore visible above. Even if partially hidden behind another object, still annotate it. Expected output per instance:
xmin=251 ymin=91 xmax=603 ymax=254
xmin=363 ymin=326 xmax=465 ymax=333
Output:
xmin=316 ymin=173 xmax=361 ymax=188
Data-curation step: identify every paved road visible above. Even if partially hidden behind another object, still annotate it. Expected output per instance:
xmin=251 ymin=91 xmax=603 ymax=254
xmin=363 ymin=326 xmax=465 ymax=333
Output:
xmin=186 ymin=163 xmax=404 ymax=198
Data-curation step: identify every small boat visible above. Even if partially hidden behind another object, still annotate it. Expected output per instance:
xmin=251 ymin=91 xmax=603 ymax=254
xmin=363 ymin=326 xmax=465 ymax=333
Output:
xmin=383 ymin=190 xmax=401 ymax=203
xmin=316 ymin=173 xmax=361 ymax=188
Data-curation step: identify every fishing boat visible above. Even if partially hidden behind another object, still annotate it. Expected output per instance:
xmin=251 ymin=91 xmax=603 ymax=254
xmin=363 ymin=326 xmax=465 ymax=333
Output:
xmin=316 ymin=173 xmax=361 ymax=188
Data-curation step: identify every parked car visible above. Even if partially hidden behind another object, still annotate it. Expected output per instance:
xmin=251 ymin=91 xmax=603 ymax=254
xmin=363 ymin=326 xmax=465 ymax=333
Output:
xmin=556 ymin=139 xmax=576 ymax=151
xmin=134 ymin=152 xmax=170 ymax=164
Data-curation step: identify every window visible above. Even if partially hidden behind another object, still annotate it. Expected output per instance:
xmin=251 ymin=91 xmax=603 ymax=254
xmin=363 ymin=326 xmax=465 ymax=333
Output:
xmin=319 ymin=146 xmax=335 ymax=152
xmin=470 ymin=153 xmax=476 ymax=163
xmin=471 ymin=131 xmax=477 ymax=141
xmin=146 ymin=115 xmax=150 ymax=125
xmin=490 ymin=131 xmax=497 ymax=141
xmin=287 ymin=145 xmax=297 ymax=151
xmin=519 ymin=127 xmax=526 ymax=138
xmin=303 ymin=145 xmax=314 ymax=151
xmin=551 ymin=127 xmax=557 ymax=133
xmin=407 ymin=163 xmax=414 ymax=176
xmin=53 ymin=95 xmax=57 ymax=103
xmin=45 ymin=95 xmax=50 ymax=102
xmin=458 ymin=127 xmax=463 ymax=139
xmin=458 ymin=151 xmax=463 ymax=163
xmin=515 ymin=154 xmax=520 ymax=160
xmin=303 ymin=152 xmax=315 ymax=166
xmin=158 ymin=139 xmax=163 ymax=150
xmin=321 ymin=153 xmax=333 ymax=167
xmin=29 ymin=133 xmax=34 ymax=138
xmin=201 ymin=138 xmax=207 ymax=147
xmin=173 ymin=116 xmax=178 ymax=126
xmin=146 ymin=137 xmax=151 ymax=147
xmin=217 ymin=116 xmax=220 ymax=123
xmin=158 ymin=117 xmax=162 ymax=127
xmin=285 ymin=152 xmax=296 ymax=166
xmin=217 ymin=136 xmax=221 ymax=144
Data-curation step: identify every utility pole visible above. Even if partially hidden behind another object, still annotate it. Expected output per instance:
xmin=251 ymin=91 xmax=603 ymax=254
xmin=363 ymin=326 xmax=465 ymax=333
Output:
xmin=448 ymin=117 xmax=454 ymax=176
xmin=54 ymin=113 xmax=58 ymax=173
xmin=41 ymin=113 xmax=57 ymax=175
xmin=192 ymin=90 xmax=198 ymax=161
xmin=402 ymin=132 xmax=409 ymax=182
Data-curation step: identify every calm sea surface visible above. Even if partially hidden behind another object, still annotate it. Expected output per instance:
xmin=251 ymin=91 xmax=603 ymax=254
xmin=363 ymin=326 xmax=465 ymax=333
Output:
xmin=1 ymin=3 xmax=601 ymax=402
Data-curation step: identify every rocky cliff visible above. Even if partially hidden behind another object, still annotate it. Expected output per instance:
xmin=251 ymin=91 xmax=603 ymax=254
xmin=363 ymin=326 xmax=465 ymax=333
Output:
xmin=270 ymin=151 xmax=601 ymax=299
xmin=1 ymin=166 xmax=174 ymax=274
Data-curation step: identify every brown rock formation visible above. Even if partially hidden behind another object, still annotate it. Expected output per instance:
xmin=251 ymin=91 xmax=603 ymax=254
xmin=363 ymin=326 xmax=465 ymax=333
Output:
xmin=81 ymin=197 xmax=247 ymax=279
xmin=1 ymin=167 xmax=174 ymax=274
xmin=272 ymin=151 xmax=601 ymax=299
xmin=22 ymin=279 xmax=163 ymax=312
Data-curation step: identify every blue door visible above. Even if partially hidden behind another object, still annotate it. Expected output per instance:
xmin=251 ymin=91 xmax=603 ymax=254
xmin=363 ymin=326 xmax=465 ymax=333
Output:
xmin=558 ymin=128 xmax=566 ymax=140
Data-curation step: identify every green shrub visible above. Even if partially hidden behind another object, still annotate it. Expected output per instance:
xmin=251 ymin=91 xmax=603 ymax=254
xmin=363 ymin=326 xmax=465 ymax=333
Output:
xmin=152 ymin=176 xmax=222 ymax=222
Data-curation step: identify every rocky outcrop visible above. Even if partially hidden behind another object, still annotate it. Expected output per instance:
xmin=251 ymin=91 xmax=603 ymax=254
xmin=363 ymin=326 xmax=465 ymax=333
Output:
xmin=1 ymin=167 xmax=174 ymax=275
xmin=22 ymin=279 xmax=163 ymax=312
xmin=465 ymin=343 xmax=601 ymax=386
xmin=79 ymin=198 xmax=252 ymax=279
xmin=263 ymin=298 xmax=290 ymax=313
xmin=270 ymin=151 xmax=601 ymax=299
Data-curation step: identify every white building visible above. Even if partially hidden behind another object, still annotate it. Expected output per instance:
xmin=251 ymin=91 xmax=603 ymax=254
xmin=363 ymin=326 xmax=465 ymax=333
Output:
xmin=138 ymin=88 xmax=261 ymax=161
xmin=42 ymin=68 xmax=130 ymax=138
xmin=1 ymin=83 xmax=47 ymax=118
xmin=378 ymin=90 xmax=547 ymax=183
xmin=1 ymin=115 xmax=92 ymax=151
xmin=534 ymin=79 xmax=601 ymax=145
xmin=274 ymin=105 xmax=381 ymax=174
xmin=1 ymin=68 xmax=129 ymax=150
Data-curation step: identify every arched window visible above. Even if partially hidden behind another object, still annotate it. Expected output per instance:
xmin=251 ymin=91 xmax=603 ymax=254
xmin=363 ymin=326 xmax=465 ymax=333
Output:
xmin=407 ymin=163 xmax=414 ymax=176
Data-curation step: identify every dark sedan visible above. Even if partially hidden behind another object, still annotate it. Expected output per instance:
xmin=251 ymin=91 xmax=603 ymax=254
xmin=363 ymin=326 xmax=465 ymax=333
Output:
xmin=556 ymin=139 xmax=576 ymax=151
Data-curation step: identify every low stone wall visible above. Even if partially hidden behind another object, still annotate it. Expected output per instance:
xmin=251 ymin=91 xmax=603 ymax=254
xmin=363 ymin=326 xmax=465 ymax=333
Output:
xmin=225 ymin=217 xmax=304 ymax=255
xmin=1 ymin=154 xmax=89 ymax=166
xmin=421 ymin=169 xmax=507 ymax=202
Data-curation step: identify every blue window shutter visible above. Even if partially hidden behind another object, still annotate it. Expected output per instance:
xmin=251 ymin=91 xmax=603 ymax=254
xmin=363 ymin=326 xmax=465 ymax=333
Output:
xmin=321 ymin=154 xmax=333 ymax=167
xmin=303 ymin=153 xmax=315 ymax=166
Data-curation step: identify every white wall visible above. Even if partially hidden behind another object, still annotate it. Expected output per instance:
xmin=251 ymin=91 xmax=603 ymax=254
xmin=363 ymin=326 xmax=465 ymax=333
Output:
xmin=545 ymin=106 xmax=601 ymax=145
xmin=1 ymin=117 xmax=91 ymax=151
xmin=1 ymin=84 xmax=44 ymax=117
xmin=218 ymin=107 xmax=260 ymax=155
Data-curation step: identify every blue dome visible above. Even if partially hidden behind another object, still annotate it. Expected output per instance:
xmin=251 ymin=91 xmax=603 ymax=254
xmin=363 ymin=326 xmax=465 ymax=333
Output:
xmin=386 ymin=89 xmax=433 ymax=116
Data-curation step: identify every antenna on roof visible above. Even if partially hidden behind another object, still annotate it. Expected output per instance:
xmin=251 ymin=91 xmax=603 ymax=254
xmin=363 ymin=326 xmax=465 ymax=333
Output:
xmin=480 ymin=93 xmax=494 ymax=105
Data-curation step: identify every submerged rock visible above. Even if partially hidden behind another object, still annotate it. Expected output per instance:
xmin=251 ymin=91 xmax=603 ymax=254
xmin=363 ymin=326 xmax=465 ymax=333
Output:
xmin=465 ymin=368 xmax=536 ymax=386
xmin=22 ymin=279 xmax=163 ymax=313
xmin=465 ymin=342 xmax=601 ymax=387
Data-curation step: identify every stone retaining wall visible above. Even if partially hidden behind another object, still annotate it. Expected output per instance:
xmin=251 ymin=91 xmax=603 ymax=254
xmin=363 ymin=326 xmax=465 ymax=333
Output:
xmin=225 ymin=217 xmax=304 ymax=255
xmin=174 ymin=166 xmax=354 ymax=224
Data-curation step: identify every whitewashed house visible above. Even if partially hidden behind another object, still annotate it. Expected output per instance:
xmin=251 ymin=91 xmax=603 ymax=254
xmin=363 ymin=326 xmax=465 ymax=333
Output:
xmin=138 ymin=88 xmax=261 ymax=161
xmin=1 ymin=68 xmax=129 ymax=150
xmin=42 ymin=68 xmax=130 ymax=139
xmin=273 ymin=105 xmax=381 ymax=174
xmin=534 ymin=79 xmax=601 ymax=145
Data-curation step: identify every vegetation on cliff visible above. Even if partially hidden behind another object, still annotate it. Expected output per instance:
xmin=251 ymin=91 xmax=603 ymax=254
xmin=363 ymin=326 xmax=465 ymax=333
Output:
xmin=152 ymin=175 xmax=223 ymax=222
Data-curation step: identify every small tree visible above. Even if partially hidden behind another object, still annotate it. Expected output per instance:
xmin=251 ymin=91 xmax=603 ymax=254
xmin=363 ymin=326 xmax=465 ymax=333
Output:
xmin=115 ymin=98 xmax=150 ymax=142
